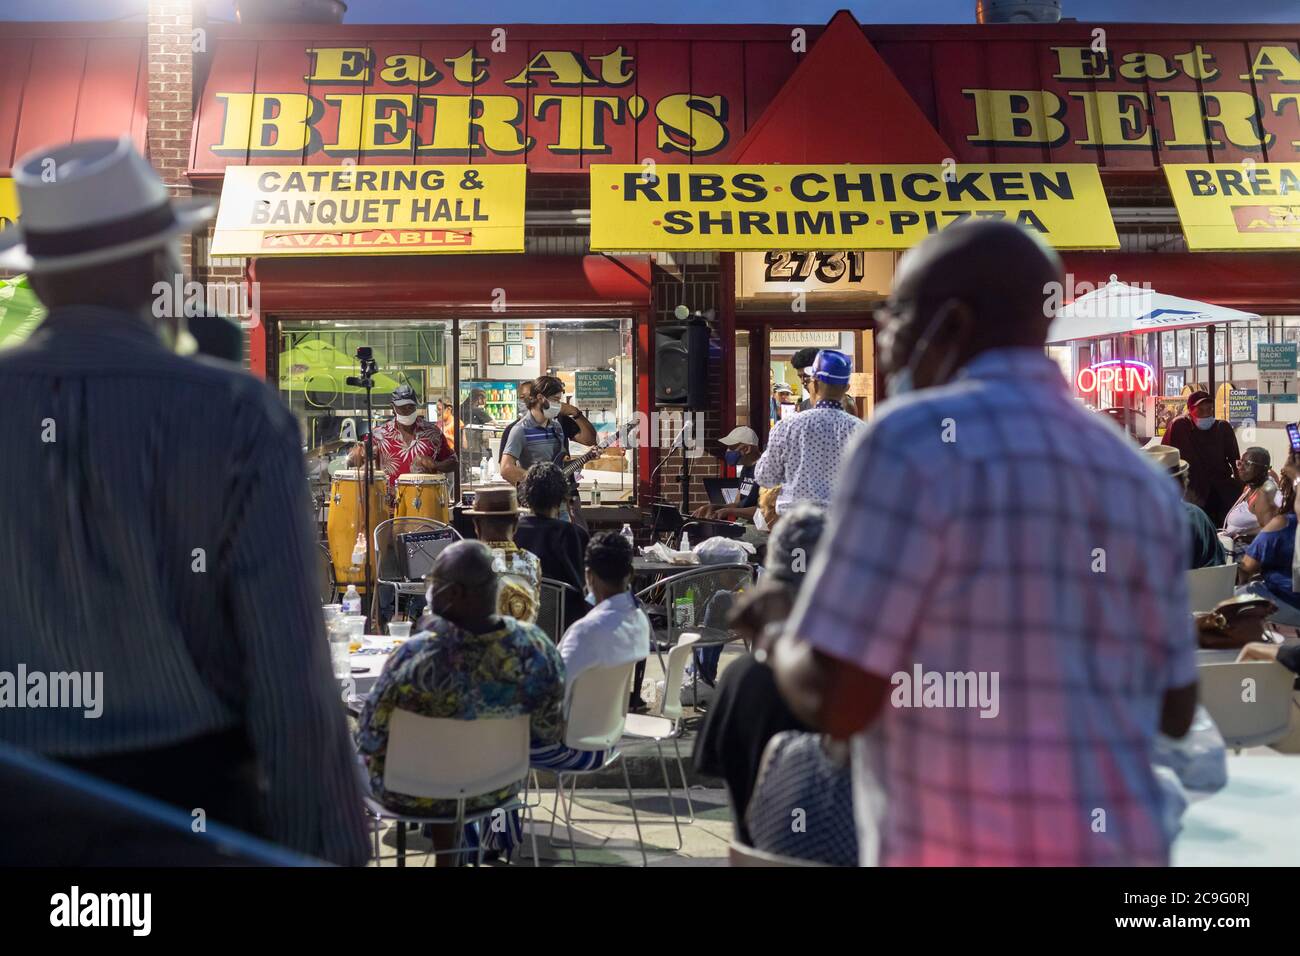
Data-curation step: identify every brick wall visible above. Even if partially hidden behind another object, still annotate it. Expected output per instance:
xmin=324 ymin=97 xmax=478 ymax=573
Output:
xmin=147 ymin=0 xmax=197 ymax=276
xmin=652 ymin=258 xmax=723 ymax=515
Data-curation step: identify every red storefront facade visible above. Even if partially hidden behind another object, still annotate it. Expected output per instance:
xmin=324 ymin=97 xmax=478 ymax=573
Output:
xmin=4 ymin=10 xmax=1300 ymax=513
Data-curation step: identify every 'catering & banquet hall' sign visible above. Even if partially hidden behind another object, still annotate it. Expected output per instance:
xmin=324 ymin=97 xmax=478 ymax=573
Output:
xmin=589 ymin=164 xmax=1118 ymax=251
xmin=210 ymin=165 xmax=526 ymax=255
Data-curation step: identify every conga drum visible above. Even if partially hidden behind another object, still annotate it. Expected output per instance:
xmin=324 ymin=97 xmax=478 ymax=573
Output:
xmin=394 ymin=473 xmax=451 ymax=523
xmin=326 ymin=468 xmax=387 ymax=590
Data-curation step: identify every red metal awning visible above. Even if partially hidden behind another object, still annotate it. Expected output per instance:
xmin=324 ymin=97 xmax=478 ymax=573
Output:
xmin=0 ymin=23 xmax=148 ymax=176
xmin=248 ymin=253 xmax=652 ymax=312
xmin=1060 ymin=252 xmax=1300 ymax=314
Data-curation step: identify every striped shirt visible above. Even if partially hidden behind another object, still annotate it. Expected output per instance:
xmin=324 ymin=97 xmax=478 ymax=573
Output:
xmin=787 ymin=349 xmax=1196 ymax=866
xmin=0 ymin=306 xmax=367 ymax=866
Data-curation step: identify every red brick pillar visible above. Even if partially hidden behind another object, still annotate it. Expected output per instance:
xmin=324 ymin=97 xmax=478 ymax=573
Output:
xmin=147 ymin=0 xmax=197 ymax=277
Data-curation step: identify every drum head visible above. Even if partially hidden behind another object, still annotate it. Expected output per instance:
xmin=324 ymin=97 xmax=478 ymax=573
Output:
xmin=334 ymin=468 xmax=384 ymax=484
xmin=397 ymin=473 xmax=446 ymax=485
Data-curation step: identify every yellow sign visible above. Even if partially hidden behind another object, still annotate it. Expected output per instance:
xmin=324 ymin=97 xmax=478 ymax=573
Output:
xmin=1165 ymin=163 xmax=1300 ymax=251
xmin=211 ymin=165 xmax=526 ymax=256
xmin=0 ymin=178 xmax=18 ymax=232
xmin=589 ymin=164 xmax=1117 ymax=252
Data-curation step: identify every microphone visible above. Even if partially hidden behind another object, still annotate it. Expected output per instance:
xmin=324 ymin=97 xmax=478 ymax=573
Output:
xmin=669 ymin=416 xmax=694 ymax=451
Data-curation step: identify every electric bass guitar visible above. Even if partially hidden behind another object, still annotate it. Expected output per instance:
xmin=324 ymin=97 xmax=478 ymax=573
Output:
xmin=560 ymin=419 xmax=640 ymax=478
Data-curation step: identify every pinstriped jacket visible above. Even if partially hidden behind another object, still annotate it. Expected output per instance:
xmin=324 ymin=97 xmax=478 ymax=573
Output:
xmin=0 ymin=306 xmax=366 ymax=865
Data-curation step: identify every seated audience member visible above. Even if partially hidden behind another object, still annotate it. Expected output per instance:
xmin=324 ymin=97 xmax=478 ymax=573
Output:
xmin=694 ymin=503 xmax=827 ymax=846
xmin=1238 ymin=639 xmax=1300 ymax=674
xmin=468 ymin=486 xmax=542 ymax=624
xmin=515 ymin=462 xmax=590 ymax=628
xmin=532 ymin=533 xmax=650 ymax=769
xmin=356 ymin=541 xmax=564 ymax=864
xmin=745 ymin=731 xmax=857 ymax=867
xmin=1222 ymin=447 xmax=1277 ymax=547
xmin=1235 ymin=478 xmax=1300 ymax=626
xmin=1143 ymin=446 xmax=1225 ymax=569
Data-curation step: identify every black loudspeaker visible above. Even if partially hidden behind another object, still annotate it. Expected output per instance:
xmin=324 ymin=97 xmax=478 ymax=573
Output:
xmin=656 ymin=318 xmax=710 ymax=407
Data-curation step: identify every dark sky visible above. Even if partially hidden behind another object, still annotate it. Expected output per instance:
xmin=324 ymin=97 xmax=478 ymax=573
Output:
xmin=1 ymin=0 xmax=1298 ymax=23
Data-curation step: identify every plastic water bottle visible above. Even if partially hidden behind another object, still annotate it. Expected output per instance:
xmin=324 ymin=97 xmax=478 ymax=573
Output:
xmin=679 ymin=530 xmax=691 ymax=552
xmin=592 ymin=482 xmax=602 ymax=506
xmin=350 ymin=533 xmax=365 ymax=573
xmin=480 ymin=453 xmax=489 ymax=480
xmin=621 ymin=522 xmax=635 ymax=550
xmin=342 ymin=584 xmax=362 ymax=615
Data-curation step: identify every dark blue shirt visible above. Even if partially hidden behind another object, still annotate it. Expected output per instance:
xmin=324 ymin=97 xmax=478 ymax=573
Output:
xmin=0 ymin=306 xmax=366 ymax=865
xmin=1246 ymin=513 xmax=1300 ymax=608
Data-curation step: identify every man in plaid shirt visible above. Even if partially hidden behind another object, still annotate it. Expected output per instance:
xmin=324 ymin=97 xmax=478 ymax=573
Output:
xmin=774 ymin=222 xmax=1198 ymax=866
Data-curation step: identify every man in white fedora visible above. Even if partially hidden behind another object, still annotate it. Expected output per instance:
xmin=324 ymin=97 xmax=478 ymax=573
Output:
xmin=0 ymin=137 xmax=366 ymax=865
xmin=1142 ymin=444 xmax=1226 ymax=570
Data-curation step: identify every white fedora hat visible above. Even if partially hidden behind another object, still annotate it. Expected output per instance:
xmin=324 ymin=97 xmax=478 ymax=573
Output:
xmin=0 ymin=136 xmax=215 ymax=273
xmin=1142 ymin=444 xmax=1190 ymax=480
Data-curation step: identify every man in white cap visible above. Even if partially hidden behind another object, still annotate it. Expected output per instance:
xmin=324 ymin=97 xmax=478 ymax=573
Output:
xmin=693 ymin=425 xmax=763 ymax=523
xmin=0 ymin=137 xmax=366 ymax=865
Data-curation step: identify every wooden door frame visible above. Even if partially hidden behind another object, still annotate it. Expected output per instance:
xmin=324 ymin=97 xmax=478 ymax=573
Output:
xmin=735 ymin=312 xmax=878 ymax=445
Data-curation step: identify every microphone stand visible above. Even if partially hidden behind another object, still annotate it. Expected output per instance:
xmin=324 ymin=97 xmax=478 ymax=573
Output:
xmin=347 ymin=349 xmax=379 ymax=633
xmin=650 ymin=417 xmax=694 ymax=521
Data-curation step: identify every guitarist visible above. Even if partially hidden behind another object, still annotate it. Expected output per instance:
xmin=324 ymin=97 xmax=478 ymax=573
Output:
xmin=500 ymin=376 xmax=598 ymax=526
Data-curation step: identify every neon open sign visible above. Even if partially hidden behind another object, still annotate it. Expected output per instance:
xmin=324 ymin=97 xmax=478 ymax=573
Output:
xmin=1076 ymin=359 xmax=1155 ymax=394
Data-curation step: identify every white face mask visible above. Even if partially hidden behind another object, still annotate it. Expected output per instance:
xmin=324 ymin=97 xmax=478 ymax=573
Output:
xmin=395 ymin=409 xmax=418 ymax=426
xmin=542 ymin=402 xmax=562 ymax=421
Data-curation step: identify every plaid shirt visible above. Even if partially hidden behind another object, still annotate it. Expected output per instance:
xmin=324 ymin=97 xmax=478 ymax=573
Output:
xmin=787 ymin=349 xmax=1196 ymax=866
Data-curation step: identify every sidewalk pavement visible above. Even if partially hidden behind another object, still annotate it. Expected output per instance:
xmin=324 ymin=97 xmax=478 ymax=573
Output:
xmin=368 ymin=788 xmax=736 ymax=867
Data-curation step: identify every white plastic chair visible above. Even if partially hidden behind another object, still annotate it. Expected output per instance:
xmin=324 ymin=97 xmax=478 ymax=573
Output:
xmin=621 ymin=633 xmax=701 ymax=847
xmin=1186 ymin=563 xmax=1238 ymax=613
xmin=545 ymin=661 xmax=648 ymax=866
xmin=362 ymin=711 xmax=537 ymax=866
xmin=1197 ymin=661 xmax=1296 ymax=751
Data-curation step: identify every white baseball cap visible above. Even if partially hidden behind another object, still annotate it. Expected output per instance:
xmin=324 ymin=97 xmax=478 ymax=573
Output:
xmin=719 ymin=426 xmax=760 ymax=447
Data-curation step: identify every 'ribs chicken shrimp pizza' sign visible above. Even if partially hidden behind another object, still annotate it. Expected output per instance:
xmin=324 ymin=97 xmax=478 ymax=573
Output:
xmin=589 ymin=165 xmax=1118 ymax=251
xmin=211 ymin=165 xmax=526 ymax=256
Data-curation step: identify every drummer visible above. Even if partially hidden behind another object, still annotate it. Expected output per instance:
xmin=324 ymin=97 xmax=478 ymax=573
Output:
xmin=349 ymin=384 xmax=457 ymax=506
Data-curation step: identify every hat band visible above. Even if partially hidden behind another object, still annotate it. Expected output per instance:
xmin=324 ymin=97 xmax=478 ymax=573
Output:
xmin=21 ymin=202 xmax=178 ymax=258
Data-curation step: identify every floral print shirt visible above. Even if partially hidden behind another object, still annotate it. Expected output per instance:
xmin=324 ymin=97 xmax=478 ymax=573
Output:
xmin=356 ymin=614 xmax=564 ymax=817
xmin=370 ymin=416 xmax=453 ymax=495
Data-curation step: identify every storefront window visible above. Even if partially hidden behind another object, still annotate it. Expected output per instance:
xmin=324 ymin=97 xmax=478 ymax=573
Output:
xmin=280 ymin=320 xmax=454 ymax=479
xmin=457 ymin=317 xmax=636 ymax=502
xmin=281 ymin=316 xmax=637 ymax=504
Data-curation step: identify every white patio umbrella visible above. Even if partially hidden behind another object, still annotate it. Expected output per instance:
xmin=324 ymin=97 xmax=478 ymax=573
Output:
xmin=1047 ymin=278 xmax=1259 ymax=344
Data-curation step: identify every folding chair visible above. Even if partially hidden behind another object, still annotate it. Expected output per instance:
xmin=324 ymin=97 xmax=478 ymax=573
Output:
xmin=1186 ymin=563 xmax=1238 ymax=614
xmin=620 ymin=633 xmax=701 ymax=849
xmin=544 ymin=662 xmax=648 ymax=866
xmin=538 ymin=577 xmax=584 ymax=646
xmin=634 ymin=563 xmax=755 ymax=706
xmin=1197 ymin=660 xmax=1295 ymax=751
xmin=373 ymin=517 xmax=460 ymax=613
xmin=362 ymin=712 xmax=537 ymax=867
